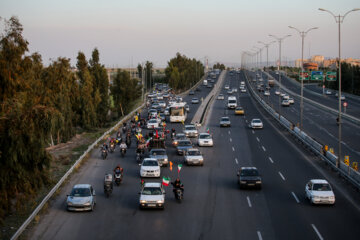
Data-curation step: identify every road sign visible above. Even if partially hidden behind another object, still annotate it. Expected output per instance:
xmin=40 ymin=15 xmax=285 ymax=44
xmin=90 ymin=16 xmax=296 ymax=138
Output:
xmin=326 ymin=71 xmax=337 ymax=81
xmin=299 ymin=71 xmax=309 ymax=80
xmin=352 ymin=162 xmax=358 ymax=171
xmin=344 ymin=155 xmax=349 ymax=166
xmin=343 ymin=102 xmax=348 ymax=107
xmin=311 ymin=71 xmax=323 ymax=81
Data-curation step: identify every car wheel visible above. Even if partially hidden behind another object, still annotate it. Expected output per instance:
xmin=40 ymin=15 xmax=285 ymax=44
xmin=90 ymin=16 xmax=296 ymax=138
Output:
xmin=90 ymin=203 xmax=94 ymax=211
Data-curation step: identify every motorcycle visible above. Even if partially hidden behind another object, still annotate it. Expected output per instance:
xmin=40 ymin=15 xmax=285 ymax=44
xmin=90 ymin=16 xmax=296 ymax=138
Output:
xmin=101 ymin=149 xmax=107 ymax=160
xmin=126 ymin=136 xmax=131 ymax=147
xmin=104 ymin=182 xmax=113 ymax=197
xmin=114 ymin=171 xmax=123 ymax=186
xmin=136 ymin=152 xmax=142 ymax=163
xmin=171 ymin=132 xmax=176 ymax=139
xmin=109 ymin=143 xmax=115 ymax=153
xmin=174 ymin=188 xmax=184 ymax=201
xmin=122 ymin=126 xmax=127 ymax=134
xmin=120 ymin=147 xmax=127 ymax=157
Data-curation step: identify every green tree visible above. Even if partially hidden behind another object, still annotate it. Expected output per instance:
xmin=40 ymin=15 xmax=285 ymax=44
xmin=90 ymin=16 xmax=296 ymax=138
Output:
xmin=145 ymin=61 xmax=153 ymax=90
xmin=137 ymin=63 xmax=143 ymax=79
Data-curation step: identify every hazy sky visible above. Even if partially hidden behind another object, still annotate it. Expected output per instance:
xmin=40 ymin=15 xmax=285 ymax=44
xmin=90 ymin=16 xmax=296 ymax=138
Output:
xmin=1 ymin=0 xmax=359 ymax=67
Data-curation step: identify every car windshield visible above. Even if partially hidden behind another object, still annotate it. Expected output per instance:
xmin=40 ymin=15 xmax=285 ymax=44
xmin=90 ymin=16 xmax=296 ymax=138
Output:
xmin=188 ymin=150 xmax=201 ymax=156
xmin=229 ymin=100 xmax=236 ymax=103
xmin=253 ymin=119 xmax=261 ymax=124
xmin=178 ymin=141 xmax=192 ymax=146
xmin=151 ymin=150 xmax=166 ymax=155
xmin=70 ymin=188 xmax=91 ymax=197
xmin=192 ymin=98 xmax=198 ymax=101
xmin=240 ymin=169 xmax=259 ymax=177
xmin=221 ymin=117 xmax=229 ymax=121
xmin=143 ymin=160 xmax=158 ymax=166
xmin=200 ymin=134 xmax=211 ymax=139
xmin=313 ymin=183 xmax=332 ymax=191
xmin=142 ymin=187 xmax=163 ymax=195
xmin=236 ymin=108 xmax=243 ymax=110
xmin=185 ymin=126 xmax=196 ymax=130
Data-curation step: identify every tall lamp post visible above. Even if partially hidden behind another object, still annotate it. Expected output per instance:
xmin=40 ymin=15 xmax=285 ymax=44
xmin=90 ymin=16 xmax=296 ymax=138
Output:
xmin=258 ymin=41 xmax=276 ymax=69
xmin=269 ymin=34 xmax=291 ymax=118
xmin=319 ymin=8 xmax=360 ymax=168
xmin=253 ymin=46 xmax=264 ymax=70
xmin=288 ymin=26 xmax=318 ymax=130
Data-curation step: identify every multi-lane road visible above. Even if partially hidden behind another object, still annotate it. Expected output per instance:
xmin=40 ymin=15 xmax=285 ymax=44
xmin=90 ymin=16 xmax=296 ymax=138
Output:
xmin=28 ymin=71 xmax=360 ymax=240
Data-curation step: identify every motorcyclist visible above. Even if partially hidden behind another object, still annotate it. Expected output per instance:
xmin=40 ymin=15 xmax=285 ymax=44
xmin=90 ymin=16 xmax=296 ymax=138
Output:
xmin=119 ymin=141 xmax=127 ymax=153
xmin=171 ymin=178 xmax=184 ymax=194
xmin=171 ymin=128 xmax=176 ymax=138
xmin=101 ymin=142 xmax=108 ymax=151
xmin=113 ymin=165 xmax=124 ymax=175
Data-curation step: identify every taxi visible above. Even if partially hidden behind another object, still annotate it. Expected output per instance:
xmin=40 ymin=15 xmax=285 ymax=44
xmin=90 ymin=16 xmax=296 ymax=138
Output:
xmin=235 ymin=107 xmax=245 ymax=115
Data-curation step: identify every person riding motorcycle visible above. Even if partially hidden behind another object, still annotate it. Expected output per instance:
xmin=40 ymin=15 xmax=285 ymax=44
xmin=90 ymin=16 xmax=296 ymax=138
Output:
xmin=171 ymin=178 xmax=184 ymax=194
xmin=171 ymin=128 xmax=176 ymax=138
xmin=101 ymin=142 xmax=108 ymax=151
xmin=119 ymin=141 xmax=127 ymax=153
xmin=113 ymin=165 xmax=124 ymax=175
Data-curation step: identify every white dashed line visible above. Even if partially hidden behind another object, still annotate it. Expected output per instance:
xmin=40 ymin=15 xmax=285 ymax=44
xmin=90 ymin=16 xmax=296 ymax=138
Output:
xmin=228 ymin=130 xmax=231 ymax=135
xmin=256 ymin=137 xmax=260 ymax=142
xmin=232 ymin=147 xmax=235 ymax=152
xmin=252 ymin=130 xmax=255 ymax=134
xmin=245 ymin=120 xmax=248 ymax=123
xmin=278 ymin=171 xmax=286 ymax=181
xmin=262 ymin=146 xmax=266 ymax=152
xmin=247 ymin=196 xmax=252 ymax=208
xmin=291 ymin=192 xmax=300 ymax=203
xmin=311 ymin=224 xmax=324 ymax=240
xmin=268 ymin=157 xmax=274 ymax=163
xmin=257 ymin=231 xmax=263 ymax=240
xmin=230 ymin=138 xmax=232 ymax=142
xmin=235 ymin=158 xmax=238 ymax=164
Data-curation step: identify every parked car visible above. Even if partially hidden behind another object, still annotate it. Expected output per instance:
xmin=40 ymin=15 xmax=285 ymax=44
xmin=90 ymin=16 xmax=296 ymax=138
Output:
xmin=176 ymin=139 xmax=193 ymax=155
xmin=305 ymin=179 xmax=335 ymax=205
xmin=184 ymin=124 xmax=198 ymax=138
xmin=197 ymin=133 xmax=214 ymax=147
xmin=220 ymin=116 xmax=231 ymax=127
xmin=149 ymin=149 xmax=169 ymax=167
xmin=184 ymin=148 xmax=204 ymax=166
xmin=140 ymin=158 xmax=161 ymax=178
xmin=66 ymin=184 xmax=96 ymax=211
xmin=139 ymin=182 xmax=165 ymax=209
xmin=250 ymin=119 xmax=263 ymax=129
xmin=237 ymin=167 xmax=262 ymax=189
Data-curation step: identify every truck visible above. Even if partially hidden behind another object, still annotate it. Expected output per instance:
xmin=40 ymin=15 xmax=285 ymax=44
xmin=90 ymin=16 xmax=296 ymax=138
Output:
xmin=227 ymin=96 xmax=237 ymax=109
xmin=203 ymin=79 xmax=208 ymax=86
xmin=268 ymin=78 xmax=275 ymax=87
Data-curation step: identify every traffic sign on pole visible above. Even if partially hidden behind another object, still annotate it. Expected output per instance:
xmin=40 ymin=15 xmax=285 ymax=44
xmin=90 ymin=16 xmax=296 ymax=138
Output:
xmin=299 ymin=71 xmax=309 ymax=80
xmin=326 ymin=71 xmax=337 ymax=81
xmin=311 ymin=71 xmax=323 ymax=81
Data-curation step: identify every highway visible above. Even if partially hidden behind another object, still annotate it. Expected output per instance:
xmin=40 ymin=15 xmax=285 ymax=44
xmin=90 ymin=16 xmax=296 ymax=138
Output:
xmin=249 ymin=70 xmax=360 ymax=164
xmin=28 ymin=71 xmax=360 ymax=240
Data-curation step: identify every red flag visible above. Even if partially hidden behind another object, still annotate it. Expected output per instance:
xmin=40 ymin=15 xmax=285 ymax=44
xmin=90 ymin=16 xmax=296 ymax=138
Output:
xmin=156 ymin=130 xmax=159 ymax=139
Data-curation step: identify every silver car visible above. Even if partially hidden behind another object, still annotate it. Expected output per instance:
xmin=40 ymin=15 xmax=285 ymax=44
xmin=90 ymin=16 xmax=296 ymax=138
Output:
xmin=66 ymin=184 xmax=96 ymax=211
xmin=149 ymin=148 xmax=169 ymax=167
xmin=184 ymin=148 xmax=204 ymax=166
xmin=220 ymin=116 xmax=231 ymax=127
xmin=184 ymin=124 xmax=198 ymax=138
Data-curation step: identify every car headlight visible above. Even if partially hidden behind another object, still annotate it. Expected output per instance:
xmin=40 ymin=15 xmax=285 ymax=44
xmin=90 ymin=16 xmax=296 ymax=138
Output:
xmin=313 ymin=196 xmax=320 ymax=200
xmin=157 ymin=200 xmax=164 ymax=204
xmin=256 ymin=181 xmax=261 ymax=184
xmin=140 ymin=200 xmax=146 ymax=204
xmin=329 ymin=196 xmax=335 ymax=199
xmin=84 ymin=201 xmax=91 ymax=206
xmin=67 ymin=201 xmax=73 ymax=206
xmin=240 ymin=181 xmax=246 ymax=184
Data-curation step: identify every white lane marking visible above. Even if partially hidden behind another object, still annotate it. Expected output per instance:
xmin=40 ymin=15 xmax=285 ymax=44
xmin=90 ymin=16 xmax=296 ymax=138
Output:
xmin=252 ymin=130 xmax=255 ymax=134
xmin=232 ymin=147 xmax=235 ymax=152
xmin=278 ymin=171 xmax=286 ymax=181
xmin=235 ymin=158 xmax=238 ymax=164
xmin=311 ymin=224 xmax=324 ymax=240
xmin=228 ymin=130 xmax=231 ymax=135
xmin=268 ymin=157 xmax=274 ymax=163
xmin=262 ymin=146 xmax=266 ymax=152
xmin=230 ymin=138 xmax=232 ymax=142
xmin=257 ymin=231 xmax=263 ymax=240
xmin=245 ymin=120 xmax=248 ymax=123
xmin=247 ymin=196 xmax=252 ymax=208
xmin=256 ymin=137 xmax=260 ymax=142
xmin=291 ymin=192 xmax=300 ymax=203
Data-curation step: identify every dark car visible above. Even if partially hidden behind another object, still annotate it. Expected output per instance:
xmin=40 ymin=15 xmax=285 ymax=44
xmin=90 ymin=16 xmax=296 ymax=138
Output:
xmin=237 ymin=167 xmax=262 ymax=189
xmin=176 ymin=139 xmax=193 ymax=155
xmin=189 ymin=90 xmax=195 ymax=95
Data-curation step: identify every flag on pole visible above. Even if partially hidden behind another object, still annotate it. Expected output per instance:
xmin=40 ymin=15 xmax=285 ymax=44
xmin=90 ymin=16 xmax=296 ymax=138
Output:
xmin=178 ymin=164 xmax=183 ymax=173
xmin=169 ymin=161 xmax=173 ymax=171
xmin=206 ymin=127 xmax=210 ymax=133
xmin=162 ymin=177 xmax=170 ymax=186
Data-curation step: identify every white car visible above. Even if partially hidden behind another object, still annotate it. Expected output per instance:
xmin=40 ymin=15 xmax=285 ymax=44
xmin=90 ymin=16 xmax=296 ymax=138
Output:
xmin=139 ymin=182 xmax=165 ymax=209
xmin=264 ymin=91 xmax=270 ymax=96
xmin=241 ymin=88 xmax=247 ymax=93
xmin=233 ymin=88 xmax=238 ymax=93
xmin=288 ymin=98 xmax=294 ymax=104
xmin=275 ymin=90 xmax=280 ymax=95
xmin=224 ymin=85 xmax=230 ymax=90
xmin=282 ymin=94 xmax=289 ymax=99
xmin=217 ymin=94 xmax=225 ymax=100
xmin=184 ymin=124 xmax=198 ymax=138
xmin=191 ymin=98 xmax=199 ymax=104
xmin=335 ymin=93 xmax=346 ymax=100
xmin=158 ymin=101 xmax=166 ymax=108
xmin=140 ymin=158 xmax=161 ymax=178
xmin=197 ymin=133 xmax=214 ymax=147
xmin=250 ymin=119 xmax=263 ymax=129
xmin=281 ymin=99 xmax=290 ymax=107
xmin=147 ymin=119 xmax=159 ymax=129
xmin=184 ymin=148 xmax=204 ymax=166
xmin=66 ymin=184 xmax=96 ymax=212
xmin=305 ymin=179 xmax=335 ymax=205
xmin=280 ymin=92 xmax=286 ymax=97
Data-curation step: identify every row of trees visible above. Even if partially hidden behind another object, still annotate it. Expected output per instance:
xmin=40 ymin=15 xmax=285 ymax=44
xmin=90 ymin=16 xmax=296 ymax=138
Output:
xmin=0 ymin=16 xmax=141 ymax=223
xmin=165 ymin=53 xmax=204 ymax=91
xmin=213 ymin=63 xmax=226 ymax=70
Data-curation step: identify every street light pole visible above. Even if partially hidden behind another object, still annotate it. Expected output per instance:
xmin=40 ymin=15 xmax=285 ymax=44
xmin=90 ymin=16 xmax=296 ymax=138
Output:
xmin=288 ymin=26 xmax=318 ymax=130
xmin=258 ymin=41 xmax=276 ymax=69
xmin=319 ymin=8 xmax=360 ymax=168
xmin=269 ymin=34 xmax=291 ymax=119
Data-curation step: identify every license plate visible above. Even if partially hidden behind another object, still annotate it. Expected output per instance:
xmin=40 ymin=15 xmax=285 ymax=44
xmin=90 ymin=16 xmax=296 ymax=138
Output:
xmin=204 ymin=141 xmax=208 ymax=143
xmin=248 ymin=183 xmax=255 ymax=186
xmin=148 ymin=204 xmax=156 ymax=207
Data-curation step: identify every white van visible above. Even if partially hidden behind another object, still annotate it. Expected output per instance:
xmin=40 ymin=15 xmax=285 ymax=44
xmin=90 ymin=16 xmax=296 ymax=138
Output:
xmin=227 ymin=96 xmax=237 ymax=109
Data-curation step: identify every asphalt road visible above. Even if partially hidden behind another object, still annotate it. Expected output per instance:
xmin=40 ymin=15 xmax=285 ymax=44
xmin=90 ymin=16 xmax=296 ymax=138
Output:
xmin=28 ymin=71 xmax=360 ymax=240
xmin=248 ymin=70 xmax=360 ymax=163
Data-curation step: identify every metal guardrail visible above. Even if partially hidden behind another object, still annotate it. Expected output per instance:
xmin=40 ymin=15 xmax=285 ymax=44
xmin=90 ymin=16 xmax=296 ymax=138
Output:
xmin=245 ymin=70 xmax=360 ymax=191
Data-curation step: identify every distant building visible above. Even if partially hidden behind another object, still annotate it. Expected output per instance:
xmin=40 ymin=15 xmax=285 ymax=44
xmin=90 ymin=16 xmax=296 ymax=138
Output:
xmin=303 ymin=62 xmax=318 ymax=71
